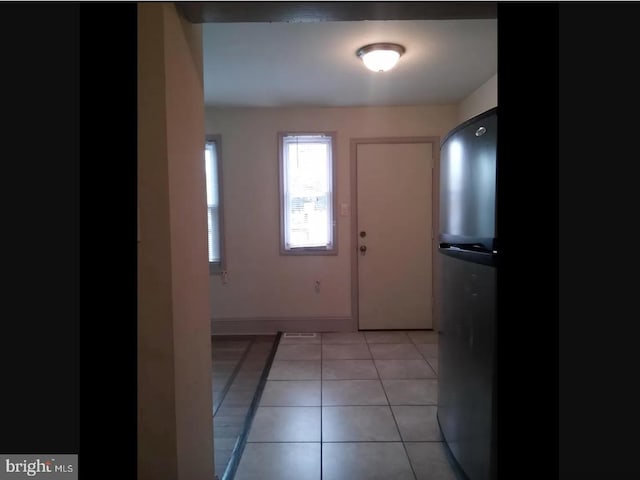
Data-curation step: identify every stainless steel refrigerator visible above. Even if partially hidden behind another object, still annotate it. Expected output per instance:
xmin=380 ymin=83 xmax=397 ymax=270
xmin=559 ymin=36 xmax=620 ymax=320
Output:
xmin=437 ymin=107 xmax=497 ymax=480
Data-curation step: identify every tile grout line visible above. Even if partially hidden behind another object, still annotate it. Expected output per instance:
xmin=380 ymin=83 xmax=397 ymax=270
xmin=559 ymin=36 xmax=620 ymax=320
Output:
xmin=262 ymin=403 xmax=438 ymax=408
xmin=237 ymin=440 xmax=445 ymax=444
xmin=242 ymin=403 xmax=437 ymax=408
xmin=365 ymin=333 xmax=420 ymax=480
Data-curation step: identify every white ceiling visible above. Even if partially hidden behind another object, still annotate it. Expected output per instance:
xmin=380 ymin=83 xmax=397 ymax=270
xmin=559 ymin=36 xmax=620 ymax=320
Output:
xmin=202 ymin=19 xmax=497 ymax=108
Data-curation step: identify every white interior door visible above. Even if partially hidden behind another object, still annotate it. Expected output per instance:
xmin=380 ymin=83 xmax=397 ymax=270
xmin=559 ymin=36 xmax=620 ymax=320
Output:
xmin=356 ymin=142 xmax=433 ymax=330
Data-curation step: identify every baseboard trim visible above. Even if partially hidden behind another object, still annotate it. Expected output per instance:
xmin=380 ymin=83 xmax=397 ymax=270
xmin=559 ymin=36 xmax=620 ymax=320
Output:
xmin=211 ymin=316 xmax=355 ymax=335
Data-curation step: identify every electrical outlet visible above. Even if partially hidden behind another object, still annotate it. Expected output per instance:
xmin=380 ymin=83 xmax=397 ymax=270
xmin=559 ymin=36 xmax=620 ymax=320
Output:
xmin=314 ymin=280 xmax=320 ymax=293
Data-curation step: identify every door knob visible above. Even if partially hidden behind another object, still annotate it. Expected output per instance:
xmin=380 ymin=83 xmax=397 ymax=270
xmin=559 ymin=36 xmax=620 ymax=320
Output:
xmin=359 ymin=245 xmax=367 ymax=254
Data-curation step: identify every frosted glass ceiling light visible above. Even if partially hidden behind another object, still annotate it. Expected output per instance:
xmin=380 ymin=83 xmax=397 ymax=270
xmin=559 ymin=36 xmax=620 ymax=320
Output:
xmin=356 ymin=43 xmax=405 ymax=72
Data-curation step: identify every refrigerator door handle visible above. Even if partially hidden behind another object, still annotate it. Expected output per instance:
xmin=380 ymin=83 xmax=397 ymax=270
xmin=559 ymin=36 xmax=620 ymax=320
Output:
xmin=438 ymin=244 xmax=498 ymax=267
xmin=439 ymin=242 xmax=493 ymax=254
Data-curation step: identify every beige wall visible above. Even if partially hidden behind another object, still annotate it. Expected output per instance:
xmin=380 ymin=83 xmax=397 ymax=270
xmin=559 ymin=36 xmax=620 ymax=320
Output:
xmin=138 ymin=4 xmax=213 ymax=480
xmin=457 ymin=73 xmax=498 ymax=123
xmin=206 ymin=105 xmax=458 ymax=330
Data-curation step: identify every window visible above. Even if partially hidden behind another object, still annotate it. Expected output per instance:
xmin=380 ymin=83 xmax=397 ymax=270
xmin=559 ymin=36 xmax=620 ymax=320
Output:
xmin=279 ymin=132 xmax=337 ymax=255
xmin=205 ymin=135 xmax=225 ymax=273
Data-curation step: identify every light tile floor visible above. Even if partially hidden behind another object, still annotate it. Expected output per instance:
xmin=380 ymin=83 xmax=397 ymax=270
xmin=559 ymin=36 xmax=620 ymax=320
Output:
xmin=234 ymin=330 xmax=462 ymax=480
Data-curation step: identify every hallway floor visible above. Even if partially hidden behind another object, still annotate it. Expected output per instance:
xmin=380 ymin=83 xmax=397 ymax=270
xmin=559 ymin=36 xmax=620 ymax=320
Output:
xmin=211 ymin=334 xmax=278 ymax=478
xmin=233 ymin=330 xmax=461 ymax=480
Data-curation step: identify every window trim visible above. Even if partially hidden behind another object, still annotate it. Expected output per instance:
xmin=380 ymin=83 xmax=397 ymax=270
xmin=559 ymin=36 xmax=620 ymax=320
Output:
xmin=205 ymin=134 xmax=226 ymax=274
xmin=278 ymin=131 xmax=338 ymax=256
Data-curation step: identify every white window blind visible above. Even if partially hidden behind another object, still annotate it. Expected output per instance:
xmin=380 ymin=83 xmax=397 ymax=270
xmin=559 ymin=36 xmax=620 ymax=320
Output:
xmin=205 ymin=142 xmax=220 ymax=263
xmin=282 ymin=134 xmax=334 ymax=251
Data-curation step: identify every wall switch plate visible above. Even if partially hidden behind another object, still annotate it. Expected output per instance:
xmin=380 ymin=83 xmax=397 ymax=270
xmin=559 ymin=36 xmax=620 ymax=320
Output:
xmin=340 ymin=203 xmax=349 ymax=216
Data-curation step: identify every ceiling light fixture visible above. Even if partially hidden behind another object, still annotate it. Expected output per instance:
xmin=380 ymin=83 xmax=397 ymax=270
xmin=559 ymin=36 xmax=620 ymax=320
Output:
xmin=356 ymin=43 xmax=406 ymax=72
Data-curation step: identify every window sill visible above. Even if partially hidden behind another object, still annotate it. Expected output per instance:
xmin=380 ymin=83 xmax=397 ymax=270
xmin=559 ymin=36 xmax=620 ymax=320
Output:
xmin=280 ymin=248 xmax=338 ymax=256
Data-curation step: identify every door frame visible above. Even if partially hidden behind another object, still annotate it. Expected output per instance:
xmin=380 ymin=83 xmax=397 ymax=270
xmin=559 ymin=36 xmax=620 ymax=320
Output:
xmin=350 ymin=136 xmax=441 ymax=331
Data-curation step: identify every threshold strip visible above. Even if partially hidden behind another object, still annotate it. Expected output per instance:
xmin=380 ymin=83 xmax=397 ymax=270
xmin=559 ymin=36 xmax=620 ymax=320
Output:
xmin=222 ymin=332 xmax=282 ymax=480
xmin=213 ymin=337 xmax=254 ymax=417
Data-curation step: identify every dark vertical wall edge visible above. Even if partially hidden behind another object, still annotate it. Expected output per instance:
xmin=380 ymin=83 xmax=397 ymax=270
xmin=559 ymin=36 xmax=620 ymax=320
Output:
xmin=496 ymin=3 xmax=558 ymax=478
xmin=79 ymin=2 xmax=138 ymax=475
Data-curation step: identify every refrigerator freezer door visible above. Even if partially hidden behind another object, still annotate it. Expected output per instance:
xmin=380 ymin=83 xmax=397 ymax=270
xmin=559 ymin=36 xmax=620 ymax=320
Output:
xmin=440 ymin=108 xmax=497 ymax=251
